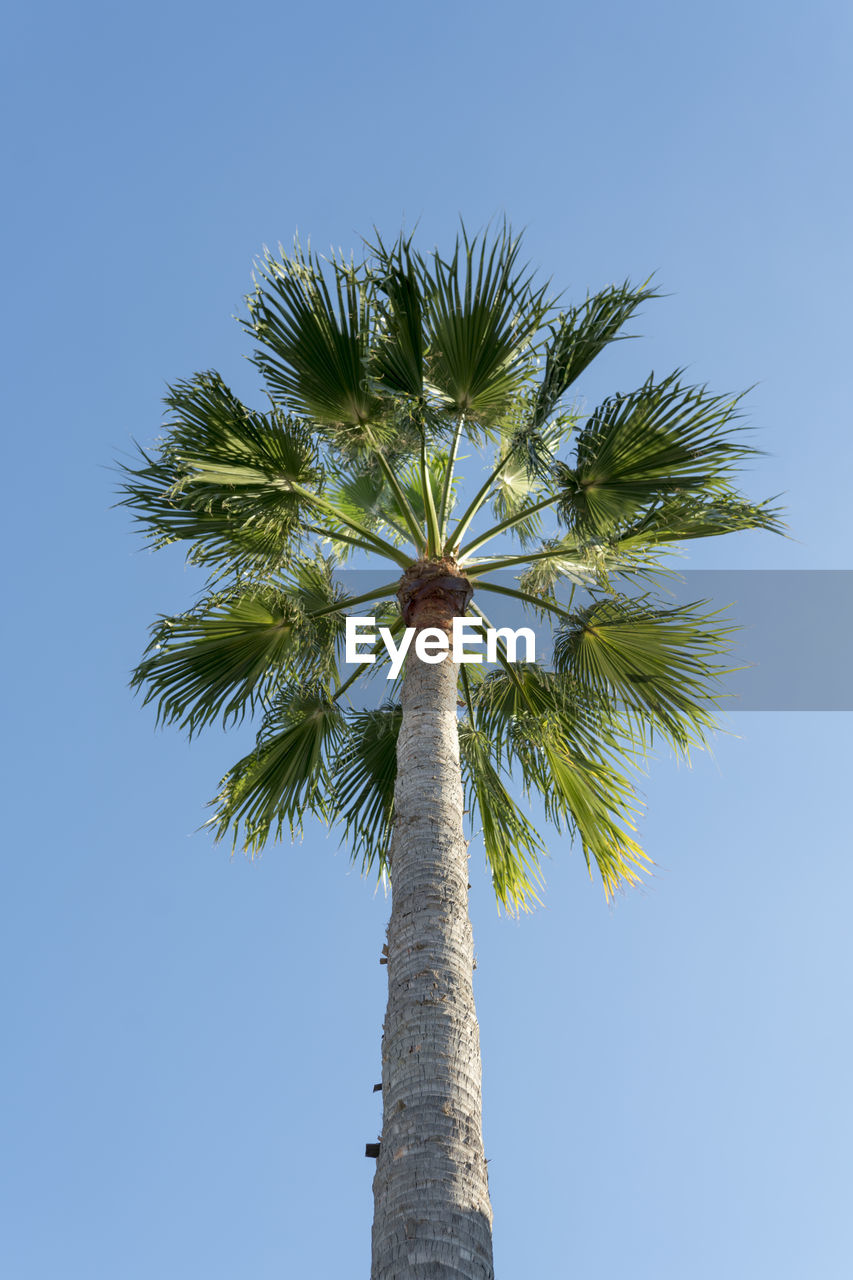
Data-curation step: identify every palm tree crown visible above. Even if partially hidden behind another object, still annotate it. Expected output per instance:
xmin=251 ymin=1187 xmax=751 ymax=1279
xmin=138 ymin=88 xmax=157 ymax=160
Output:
xmin=121 ymin=224 xmax=781 ymax=912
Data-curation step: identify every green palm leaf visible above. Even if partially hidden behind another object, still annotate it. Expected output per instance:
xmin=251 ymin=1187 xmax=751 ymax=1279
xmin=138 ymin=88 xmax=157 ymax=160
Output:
xmin=133 ymin=590 xmax=303 ymax=735
xmin=459 ymin=721 xmax=545 ymax=913
xmin=483 ymin=412 xmax=565 ymax=547
xmin=535 ymin=737 xmax=650 ymax=897
xmin=318 ymin=467 xmax=416 ymax=557
xmin=132 ymin=552 xmax=375 ymax=735
xmin=118 ymin=372 xmax=320 ymax=576
xmin=370 ymin=232 xmax=426 ymax=399
xmin=247 ymin=243 xmax=381 ymax=434
xmin=329 ymin=703 xmax=402 ymax=875
xmin=467 ymin=534 xmax=597 ymax=593
xmin=164 ymin=372 xmax=320 ymax=490
xmin=553 ymin=596 xmax=733 ymax=750
xmin=470 ymin=665 xmax=648 ymax=896
xmin=394 ymin=452 xmax=452 ymax=537
xmin=531 ymin=279 xmax=659 ymax=428
xmin=556 ymin=372 xmax=755 ymax=535
xmin=618 ymin=489 xmax=786 ymax=546
xmin=120 ymin=449 xmax=296 ymax=574
xmin=420 ymin=225 xmax=549 ymax=422
xmin=471 ymin=664 xmax=610 ymax=759
xmin=209 ymin=687 xmax=344 ymax=852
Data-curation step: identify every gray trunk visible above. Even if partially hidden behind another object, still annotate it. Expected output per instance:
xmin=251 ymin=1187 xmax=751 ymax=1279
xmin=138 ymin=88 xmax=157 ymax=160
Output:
xmin=371 ymin=593 xmax=495 ymax=1279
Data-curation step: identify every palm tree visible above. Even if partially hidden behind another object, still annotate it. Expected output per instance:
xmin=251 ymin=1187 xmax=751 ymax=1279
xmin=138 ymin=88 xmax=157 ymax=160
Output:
xmin=120 ymin=225 xmax=781 ymax=1279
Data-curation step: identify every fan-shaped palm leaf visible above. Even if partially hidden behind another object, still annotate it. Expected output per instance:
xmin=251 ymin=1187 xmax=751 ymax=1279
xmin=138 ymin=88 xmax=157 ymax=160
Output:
xmin=209 ymin=687 xmax=344 ymax=852
xmin=420 ymin=225 xmax=550 ymax=422
xmin=618 ymin=489 xmax=786 ymax=547
xmin=531 ymin=279 xmax=659 ymax=428
xmin=458 ymin=721 xmax=545 ymax=912
xmin=164 ymin=372 xmax=320 ymax=491
xmin=369 ymin=232 xmax=426 ymax=399
xmin=535 ymin=738 xmax=649 ymax=896
xmin=316 ymin=470 xmax=401 ymax=558
xmin=247 ymin=243 xmax=381 ymax=433
xmin=133 ymin=554 xmax=398 ymax=735
xmin=118 ymin=372 xmax=321 ymax=576
xmin=133 ymin=591 xmax=302 ymax=734
xmin=119 ymin=447 xmax=303 ymax=576
xmin=329 ymin=703 xmax=402 ymax=875
xmin=470 ymin=665 xmax=647 ymax=896
xmin=478 ymin=412 xmax=566 ymax=548
xmin=467 ymin=534 xmax=598 ymax=593
xmin=556 ymin=372 xmax=755 ymax=535
xmin=553 ymin=596 xmax=733 ymax=750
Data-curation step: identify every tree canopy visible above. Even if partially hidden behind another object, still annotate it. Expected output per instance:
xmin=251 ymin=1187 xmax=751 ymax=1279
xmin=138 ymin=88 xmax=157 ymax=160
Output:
xmin=120 ymin=224 xmax=782 ymax=911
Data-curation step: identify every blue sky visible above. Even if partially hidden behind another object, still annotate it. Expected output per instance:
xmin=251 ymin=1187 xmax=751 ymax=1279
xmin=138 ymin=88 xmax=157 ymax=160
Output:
xmin=2 ymin=1 xmax=852 ymax=1276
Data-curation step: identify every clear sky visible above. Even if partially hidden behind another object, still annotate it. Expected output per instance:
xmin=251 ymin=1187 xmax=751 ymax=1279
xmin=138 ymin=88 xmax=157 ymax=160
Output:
xmin=2 ymin=1 xmax=852 ymax=1276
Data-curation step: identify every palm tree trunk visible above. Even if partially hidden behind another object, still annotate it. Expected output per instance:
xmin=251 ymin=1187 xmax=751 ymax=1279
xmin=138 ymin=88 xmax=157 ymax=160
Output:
xmin=371 ymin=588 xmax=494 ymax=1279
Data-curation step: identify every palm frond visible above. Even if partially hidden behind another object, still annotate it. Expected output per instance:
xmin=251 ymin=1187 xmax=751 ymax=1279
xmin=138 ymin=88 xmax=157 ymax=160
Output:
xmin=420 ymin=224 xmax=550 ymax=422
xmin=316 ymin=471 xmax=399 ymax=555
xmin=118 ymin=372 xmax=320 ymax=576
xmin=618 ymin=489 xmax=786 ymax=546
xmin=471 ymin=664 xmax=605 ymax=753
xmin=556 ymin=372 xmax=755 ymax=535
xmin=531 ymin=279 xmax=659 ymax=427
xmin=459 ymin=721 xmax=545 ymax=913
xmin=535 ymin=736 xmax=650 ymax=897
xmin=469 ymin=665 xmax=649 ymax=897
xmin=553 ymin=596 xmax=733 ymax=751
xmin=132 ymin=552 xmax=391 ymax=736
xmin=484 ymin=413 xmax=563 ymax=547
xmin=329 ymin=703 xmax=402 ymax=876
xmin=247 ymin=242 xmax=381 ymax=435
xmin=369 ymin=231 xmax=426 ymax=399
xmin=208 ymin=686 xmax=344 ymax=853
xmin=512 ymin=542 xmax=596 ymax=596
xmin=473 ymin=578 xmax=574 ymax=626
xmin=163 ymin=372 xmax=320 ymax=490
xmin=385 ymin=452 xmax=452 ymax=538
xmin=119 ymin=450 xmax=298 ymax=577
xmin=133 ymin=589 xmax=302 ymax=735
xmin=467 ymin=534 xmax=598 ymax=591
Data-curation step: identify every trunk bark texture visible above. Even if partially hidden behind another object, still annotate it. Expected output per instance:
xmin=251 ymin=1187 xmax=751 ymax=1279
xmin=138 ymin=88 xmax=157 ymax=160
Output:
xmin=371 ymin=569 xmax=494 ymax=1280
